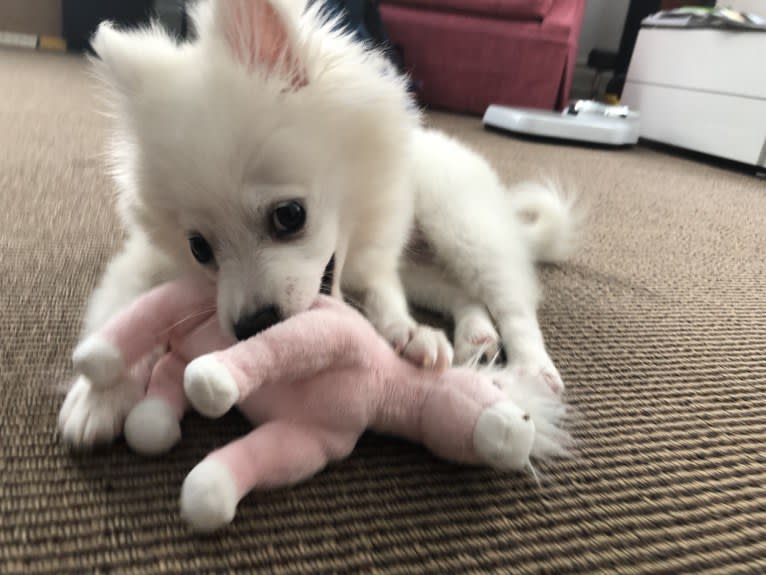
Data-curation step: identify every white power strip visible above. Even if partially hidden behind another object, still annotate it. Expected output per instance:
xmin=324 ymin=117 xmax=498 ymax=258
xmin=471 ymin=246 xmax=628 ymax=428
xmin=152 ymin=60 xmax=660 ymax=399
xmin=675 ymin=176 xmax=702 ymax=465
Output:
xmin=0 ymin=30 xmax=66 ymax=52
xmin=483 ymin=102 xmax=641 ymax=146
xmin=0 ymin=31 xmax=38 ymax=49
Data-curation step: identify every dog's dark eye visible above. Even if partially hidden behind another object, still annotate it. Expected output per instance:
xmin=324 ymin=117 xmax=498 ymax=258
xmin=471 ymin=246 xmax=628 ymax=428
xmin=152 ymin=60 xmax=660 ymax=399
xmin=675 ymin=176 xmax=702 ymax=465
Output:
xmin=271 ymin=200 xmax=306 ymax=238
xmin=189 ymin=233 xmax=214 ymax=264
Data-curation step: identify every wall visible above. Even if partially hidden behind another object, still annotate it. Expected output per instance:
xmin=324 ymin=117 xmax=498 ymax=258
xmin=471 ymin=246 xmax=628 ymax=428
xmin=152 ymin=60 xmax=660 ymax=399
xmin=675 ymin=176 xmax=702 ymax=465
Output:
xmin=718 ymin=0 xmax=766 ymax=16
xmin=0 ymin=0 xmax=61 ymax=36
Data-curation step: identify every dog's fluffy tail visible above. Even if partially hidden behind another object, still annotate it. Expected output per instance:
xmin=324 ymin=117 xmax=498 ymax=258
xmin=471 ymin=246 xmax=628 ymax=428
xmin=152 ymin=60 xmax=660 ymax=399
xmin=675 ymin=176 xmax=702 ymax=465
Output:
xmin=507 ymin=180 xmax=580 ymax=264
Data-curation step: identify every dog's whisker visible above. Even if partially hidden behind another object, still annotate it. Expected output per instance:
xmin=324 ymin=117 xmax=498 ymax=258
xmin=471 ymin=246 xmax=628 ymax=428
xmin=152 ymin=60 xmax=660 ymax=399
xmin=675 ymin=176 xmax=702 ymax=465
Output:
xmin=487 ymin=348 xmax=502 ymax=369
xmin=402 ymin=244 xmax=431 ymax=260
xmin=96 ymin=305 xmax=218 ymax=357
xmin=340 ymin=293 xmax=365 ymax=312
xmin=526 ymin=462 xmax=543 ymax=488
xmin=159 ymin=305 xmax=218 ymax=336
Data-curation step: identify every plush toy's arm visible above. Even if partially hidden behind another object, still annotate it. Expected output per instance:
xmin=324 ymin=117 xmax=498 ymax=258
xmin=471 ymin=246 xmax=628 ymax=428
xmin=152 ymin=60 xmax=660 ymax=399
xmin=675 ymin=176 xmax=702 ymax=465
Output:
xmin=184 ymin=296 xmax=377 ymax=417
xmin=73 ymin=276 xmax=216 ymax=388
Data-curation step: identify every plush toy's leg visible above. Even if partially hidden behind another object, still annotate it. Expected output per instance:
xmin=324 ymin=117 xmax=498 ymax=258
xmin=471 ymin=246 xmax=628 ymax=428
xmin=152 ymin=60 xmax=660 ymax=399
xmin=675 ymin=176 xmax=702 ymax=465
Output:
xmin=419 ymin=374 xmax=535 ymax=471
xmin=180 ymin=422 xmax=356 ymax=532
xmin=490 ymin=367 xmax=573 ymax=461
xmin=185 ymin=303 xmax=373 ymax=417
xmin=471 ymin=401 xmax=536 ymax=471
xmin=124 ymin=353 xmax=189 ymax=456
xmin=72 ymin=276 xmax=215 ymax=389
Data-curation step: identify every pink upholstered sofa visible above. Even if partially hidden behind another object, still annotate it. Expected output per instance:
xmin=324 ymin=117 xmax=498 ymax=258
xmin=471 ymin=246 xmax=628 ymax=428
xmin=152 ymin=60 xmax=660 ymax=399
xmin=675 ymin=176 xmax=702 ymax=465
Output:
xmin=379 ymin=0 xmax=586 ymax=114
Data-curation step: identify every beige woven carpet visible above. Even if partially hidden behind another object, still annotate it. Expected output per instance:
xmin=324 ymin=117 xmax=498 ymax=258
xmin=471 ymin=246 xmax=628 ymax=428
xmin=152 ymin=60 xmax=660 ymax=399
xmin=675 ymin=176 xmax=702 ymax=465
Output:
xmin=2 ymin=48 xmax=765 ymax=574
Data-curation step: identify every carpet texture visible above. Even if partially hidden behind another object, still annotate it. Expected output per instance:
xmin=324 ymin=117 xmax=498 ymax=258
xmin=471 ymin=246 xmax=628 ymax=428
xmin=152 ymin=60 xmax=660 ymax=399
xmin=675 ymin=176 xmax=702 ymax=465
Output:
xmin=1 ymin=48 xmax=765 ymax=574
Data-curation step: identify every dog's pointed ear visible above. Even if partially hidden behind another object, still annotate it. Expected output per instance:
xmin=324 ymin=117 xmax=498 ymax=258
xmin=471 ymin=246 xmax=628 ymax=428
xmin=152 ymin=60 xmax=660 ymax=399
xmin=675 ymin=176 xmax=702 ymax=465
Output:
xmin=91 ymin=22 xmax=142 ymax=92
xmin=212 ymin=0 xmax=307 ymax=86
xmin=91 ymin=21 xmax=180 ymax=94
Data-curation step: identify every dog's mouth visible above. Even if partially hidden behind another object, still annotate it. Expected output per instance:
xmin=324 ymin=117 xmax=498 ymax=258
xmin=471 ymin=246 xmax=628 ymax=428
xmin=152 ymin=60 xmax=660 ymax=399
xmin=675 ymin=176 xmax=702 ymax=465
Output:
xmin=319 ymin=253 xmax=335 ymax=295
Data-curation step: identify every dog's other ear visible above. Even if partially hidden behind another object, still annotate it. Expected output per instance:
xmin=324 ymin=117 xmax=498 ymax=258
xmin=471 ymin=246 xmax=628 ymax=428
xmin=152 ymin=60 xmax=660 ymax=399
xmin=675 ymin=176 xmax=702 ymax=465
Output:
xmin=90 ymin=21 xmax=181 ymax=94
xmin=211 ymin=0 xmax=306 ymax=86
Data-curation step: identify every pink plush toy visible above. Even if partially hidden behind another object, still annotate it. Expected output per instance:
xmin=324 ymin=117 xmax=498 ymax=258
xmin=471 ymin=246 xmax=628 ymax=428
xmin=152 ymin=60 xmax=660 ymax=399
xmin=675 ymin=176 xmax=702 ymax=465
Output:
xmin=67 ymin=277 xmax=570 ymax=532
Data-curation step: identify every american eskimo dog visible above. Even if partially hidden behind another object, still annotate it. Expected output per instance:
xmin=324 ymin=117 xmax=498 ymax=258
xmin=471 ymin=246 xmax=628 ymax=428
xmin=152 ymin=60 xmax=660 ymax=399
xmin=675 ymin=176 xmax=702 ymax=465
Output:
xmin=59 ymin=0 xmax=576 ymax=447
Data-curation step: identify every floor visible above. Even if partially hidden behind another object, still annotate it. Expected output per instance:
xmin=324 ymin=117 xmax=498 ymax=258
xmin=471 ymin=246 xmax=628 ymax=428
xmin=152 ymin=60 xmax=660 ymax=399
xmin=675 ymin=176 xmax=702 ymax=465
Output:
xmin=1 ymin=48 xmax=765 ymax=574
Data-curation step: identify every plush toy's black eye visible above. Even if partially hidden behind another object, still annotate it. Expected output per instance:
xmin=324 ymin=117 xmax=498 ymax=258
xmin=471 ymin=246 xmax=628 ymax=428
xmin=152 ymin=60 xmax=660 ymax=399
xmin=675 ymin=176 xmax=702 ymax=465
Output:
xmin=189 ymin=233 xmax=214 ymax=264
xmin=271 ymin=200 xmax=306 ymax=238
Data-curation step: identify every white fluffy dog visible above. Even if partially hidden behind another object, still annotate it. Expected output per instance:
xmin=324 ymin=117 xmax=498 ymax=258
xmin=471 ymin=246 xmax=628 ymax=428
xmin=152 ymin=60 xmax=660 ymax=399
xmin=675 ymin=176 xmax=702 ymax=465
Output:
xmin=59 ymin=0 xmax=576 ymax=448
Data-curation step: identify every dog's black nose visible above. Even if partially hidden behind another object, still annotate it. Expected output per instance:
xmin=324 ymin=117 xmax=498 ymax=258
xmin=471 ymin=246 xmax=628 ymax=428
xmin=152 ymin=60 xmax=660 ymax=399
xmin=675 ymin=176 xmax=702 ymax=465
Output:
xmin=234 ymin=305 xmax=281 ymax=340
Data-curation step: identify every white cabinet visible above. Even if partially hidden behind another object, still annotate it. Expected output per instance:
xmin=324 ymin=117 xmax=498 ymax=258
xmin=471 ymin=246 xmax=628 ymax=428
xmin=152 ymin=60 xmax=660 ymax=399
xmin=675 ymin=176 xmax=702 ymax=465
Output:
xmin=621 ymin=28 xmax=766 ymax=167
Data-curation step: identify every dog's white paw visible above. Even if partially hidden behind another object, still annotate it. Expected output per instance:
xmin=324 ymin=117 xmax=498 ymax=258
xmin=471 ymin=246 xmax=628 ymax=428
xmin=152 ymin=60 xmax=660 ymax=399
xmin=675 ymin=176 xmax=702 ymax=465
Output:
xmin=379 ymin=320 xmax=453 ymax=369
xmin=58 ymin=375 xmax=142 ymax=448
xmin=124 ymin=397 xmax=181 ymax=456
xmin=180 ymin=459 xmax=238 ymax=532
xmin=510 ymin=360 xmax=565 ymax=395
xmin=378 ymin=318 xmax=417 ymax=355
xmin=454 ymin=313 xmax=500 ymax=365
xmin=402 ymin=324 xmax=454 ymax=370
xmin=184 ymin=356 xmax=240 ymax=418
xmin=473 ymin=401 xmax=535 ymax=471
xmin=71 ymin=335 xmax=125 ymax=389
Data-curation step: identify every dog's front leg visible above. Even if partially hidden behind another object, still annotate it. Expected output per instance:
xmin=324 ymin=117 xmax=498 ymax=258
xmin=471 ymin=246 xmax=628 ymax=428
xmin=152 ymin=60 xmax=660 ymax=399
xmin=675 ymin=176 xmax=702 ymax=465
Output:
xmin=345 ymin=257 xmax=453 ymax=370
xmin=59 ymin=233 xmax=179 ymax=448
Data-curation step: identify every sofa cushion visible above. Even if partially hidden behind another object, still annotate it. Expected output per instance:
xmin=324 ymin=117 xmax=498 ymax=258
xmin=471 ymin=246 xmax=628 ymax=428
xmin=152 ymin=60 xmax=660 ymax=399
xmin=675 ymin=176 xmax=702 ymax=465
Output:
xmin=381 ymin=0 xmax=554 ymax=21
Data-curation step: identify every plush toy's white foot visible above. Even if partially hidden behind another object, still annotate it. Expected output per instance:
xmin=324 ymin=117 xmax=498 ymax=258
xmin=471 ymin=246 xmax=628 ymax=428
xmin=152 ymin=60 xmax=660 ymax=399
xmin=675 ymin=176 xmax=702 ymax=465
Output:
xmin=473 ymin=401 xmax=536 ymax=471
xmin=180 ymin=459 xmax=238 ymax=532
xmin=496 ymin=369 xmax=573 ymax=460
xmin=72 ymin=335 xmax=125 ymax=389
xmin=58 ymin=375 xmax=141 ymax=448
xmin=124 ymin=397 xmax=181 ymax=456
xmin=184 ymin=356 xmax=240 ymax=418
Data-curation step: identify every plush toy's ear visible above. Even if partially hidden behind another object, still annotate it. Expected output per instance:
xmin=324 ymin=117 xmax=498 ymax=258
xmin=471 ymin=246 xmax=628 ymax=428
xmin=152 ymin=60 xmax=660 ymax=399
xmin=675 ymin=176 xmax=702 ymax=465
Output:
xmin=90 ymin=20 xmax=181 ymax=94
xmin=211 ymin=0 xmax=306 ymax=86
